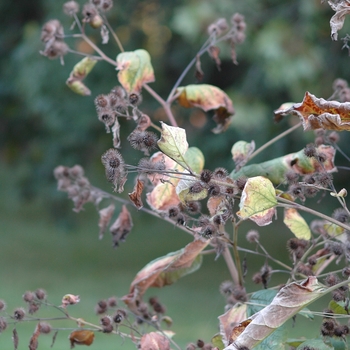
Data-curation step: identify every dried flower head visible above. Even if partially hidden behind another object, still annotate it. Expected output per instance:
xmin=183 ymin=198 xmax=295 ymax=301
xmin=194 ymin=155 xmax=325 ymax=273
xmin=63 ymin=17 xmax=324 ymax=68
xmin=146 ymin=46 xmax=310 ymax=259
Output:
xmin=200 ymin=170 xmax=212 ymax=183
xmin=35 ymin=289 xmax=47 ymax=300
xmin=328 ymin=131 xmax=340 ymax=143
xmin=41 ymin=20 xmax=64 ymax=43
xmin=113 ymin=309 xmax=126 ymax=323
xmin=23 ymin=291 xmax=35 ymax=303
xmin=246 ymin=230 xmax=259 ymax=243
xmin=63 ymin=1 xmax=79 ymax=16
xmin=304 ymin=143 xmax=317 ymax=158
xmin=127 ymin=130 xmax=158 ymax=153
xmin=92 ymin=0 xmax=113 ymax=12
xmin=42 ymin=40 xmax=69 ymax=60
xmin=213 ymin=167 xmax=228 ymax=178
xmin=39 ymin=322 xmax=52 ymax=334
xmin=14 ymin=308 xmax=26 ymax=321
xmin=208 ymin=185 xmax=221 ymax=197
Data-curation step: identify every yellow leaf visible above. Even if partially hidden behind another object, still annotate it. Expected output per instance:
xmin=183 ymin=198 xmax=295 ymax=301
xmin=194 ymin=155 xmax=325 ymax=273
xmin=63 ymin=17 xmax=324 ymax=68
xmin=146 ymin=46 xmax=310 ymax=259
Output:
xmin=283 ymin=208 xmax=311 ymax=240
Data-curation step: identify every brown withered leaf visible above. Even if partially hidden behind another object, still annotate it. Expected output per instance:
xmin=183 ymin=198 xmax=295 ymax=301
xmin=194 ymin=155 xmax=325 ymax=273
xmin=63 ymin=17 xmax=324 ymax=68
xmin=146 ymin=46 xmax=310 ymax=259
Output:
xmin=224 ymin=277 xmax=325 ymax=350
xmin=69 ymin=330 xmax=94 ymax=348
xmin=207 ymin=196 xmax=226 ymax=217
xmin=218 ymin=304 xmax=247 ymax=344
xmin=208 ymin=45 xmax=221 ymax=70
xmin=29 ymin=324 xmax=41 ymax=350
xmin=176 ymin=84 xmax=235 ymax=134
xmin=110 ymin=205 xmax=133 ymax=247
xmin=128 ymin=179 xmax=144 ymax=209
xmin=98 ymin=204 xmax=115 ymax=240
xmin=140 ymin=332 xmax=170 ymax=350
xmin=122 ymin=239 xmax=209 ymax=307
xmin=328 ymin=0 xmax=350 ymax=40
xmin=274 ymin=91 xmax=350 ymax=131
xmin=13 ymin=328 xmax=19 ymax=350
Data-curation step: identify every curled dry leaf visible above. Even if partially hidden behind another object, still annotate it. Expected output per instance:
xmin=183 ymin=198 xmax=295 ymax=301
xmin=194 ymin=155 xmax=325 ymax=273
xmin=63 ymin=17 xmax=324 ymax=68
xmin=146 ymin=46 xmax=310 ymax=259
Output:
xmin=274 ymin=91 xmax=350 ymax=131
xmin=61 ymin=294 xmax=80 ymax=308
xmin=116 ymin=49 xmax=155 ymax=94
xmin=110 ymin=205 xmax=133 ymax=247
xmin=128 ymin=179 xmax=144 ymax=209
xmin=66 ymin=57 xmax=97 ymax=96
xmin=140 ymin=332 xmax=170 ymax=350
xmin=236 ymin=176 xmax=277 ymax=226
xmin=231 ymin=145 xmax=336 ymax=185
xmin=122 ymin=239 xmax=209 ymax=307
xmin=98 ymin=204 xmax=115 ymax=240
xmin=69 ymin=330 xmax=94 ymax=348
xmin=231 ymin=140 xmax=255 ymax=171
xmin=224 ymin=277 xmax=324 ymax=350
xmin=29 ymin=324 xmax=41 ymax=350
xmin=176 ymin=84 xmax=235 ymax=133
xmin=13 ymin=328 xmax=19 ymax=350
xmin=328 ymin=0 xmax=350 ymax=40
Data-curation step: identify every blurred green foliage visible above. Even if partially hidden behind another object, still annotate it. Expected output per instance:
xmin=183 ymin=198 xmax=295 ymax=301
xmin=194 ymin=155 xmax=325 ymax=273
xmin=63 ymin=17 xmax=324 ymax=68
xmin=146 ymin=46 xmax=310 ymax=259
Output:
xmin=2 ymin=0 xmax=350 ymax=348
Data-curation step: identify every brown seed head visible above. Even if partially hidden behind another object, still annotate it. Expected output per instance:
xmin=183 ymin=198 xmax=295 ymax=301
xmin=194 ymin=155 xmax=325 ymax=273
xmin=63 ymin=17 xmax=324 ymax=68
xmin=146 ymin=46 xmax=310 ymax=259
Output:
xmin=63 ymin=1 xmax=79 ymax=16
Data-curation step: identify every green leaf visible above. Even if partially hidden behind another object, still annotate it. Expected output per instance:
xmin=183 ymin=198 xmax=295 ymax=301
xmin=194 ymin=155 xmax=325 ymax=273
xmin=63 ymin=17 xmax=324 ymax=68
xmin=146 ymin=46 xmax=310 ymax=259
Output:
xmin=247 ymin=289 xmax=278 ymax=316
xmin=328 ymin=300 xmax=349 ymax=315
xmin=283 ymin=208 xmax=311 ymax=240
xmin=66 ymin=57 xmax=97 ymax=95
xmin=231 ymin=140 xmax=255 ymax=169
xmin=184 ymin=147 xmax=205 ymax=173
xmin=211 ymin=334 xmax=225 ymax=350
xmin=116 ymin=49 xmax=155 ymax=93
xmin=236 ymin=176 xmax=277 ymax=226
xmin=231 ymin=145 xmax=336 ymax=185
xmin=296 ymin=339 xmax=333 ymax=350
xmin=157 ymin=122 xmax=190 ymax=170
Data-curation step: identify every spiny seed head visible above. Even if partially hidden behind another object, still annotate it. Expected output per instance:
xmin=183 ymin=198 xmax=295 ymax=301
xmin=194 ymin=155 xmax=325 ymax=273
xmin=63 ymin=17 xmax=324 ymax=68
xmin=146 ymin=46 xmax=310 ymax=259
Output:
xmin=317 ymin=152 xmax=327 ymax=163
xmin=285 ymin=171 xmax=299 ymax=184
xmin=0 ymin=317 xmax=7 ymax=331
xmin=39 ymin=322 xmax=52 ymax=334
xmin=208 ymin=185 xmax=221 ymax=197
xmin=100 ymin=315 xmax=112 ymax=326
xmin=246 ymin=230 xmax=259 ymax=243
xmin=127 ymin=131 xmax=158 ymax=151
xmin=14 ymin=308 xmax=26 ymax=321
xmin=29 ymin=302 xmax=40 ymax=315
xmin=236 ymin=177 xmax=247 ymax=191
xmin=101 ymin=149 xmax=124 ymax=171
xmin=325 ymin=274 xmax=340 ymax=286
xmin=186 ymin=201 xmax=201 ymax=214
xmin=304 ymin=187 xmax=319 ymax=198
xmin=332 ymin=290 xmax=345 ymax=302
xmin=328 ymin=242 xmax=344 ymax=256
xmin=95 ymin=94 xmax=109 ymax=110
xmin=231 ymin=13 xmax=245 ymax=24
xmin=332 ymin=208 xmax=349 ymax=223
xmin=23 ymin=291 xmax=35 ymax=303
xmin=108 ymin=297 xmax=117 ymax=307
xmin=200 ymin=170 xmax=212 ymax=183
xmin=342 ymin=267 xmax=350 ymax=277
xmin=315 ymin=173 xmax=333 ymax=187
xmin=82 ymin=3 xmax=98 ymax=20
xmin=197 ymin=339 xmax=205 ymax=348
xmin=35 ymin=289 xmax=46 ymax=300
xmin=308 ymin=255 xmax=317 ymax=266
xmin=220 ymin=281 xmax=234 ymax=295
xmin=113 ymin=309 xmax=126 ymax=323
xmin=213 ymin=215 xmax=222 ymax=226
xmin=93 ymin=0 xmax=113 ymax=12
xmin=304 ymin=143 xmax=316 ymax=158
xmin=296 ymin=263 xmax=313 ymax=276
xmin=129 ymin=93 xmax=141 ymax=106
xmin=43 ymin=41 xmax=69 ymax=59
xmin=189 ymin=182 xmax=203 ymax=194
xmin=201 ymin=224 xmax=216 ymax=239
xmin=41 ymin=20 xmax=64 ymax=43
xmin=213 ymin=167 xmax=228 ymax=178
xmin=328 ymin=131 xmax=340 ymax=143
xmin=63 ymin=1 xmax=79 ymax=16
xmin=252 ymin=273 xmax=262 ymax=284
xmin=168 ymin=206 xmax=180 ymax=218
xmin=177 ymin=214 xmax=185 ymax=225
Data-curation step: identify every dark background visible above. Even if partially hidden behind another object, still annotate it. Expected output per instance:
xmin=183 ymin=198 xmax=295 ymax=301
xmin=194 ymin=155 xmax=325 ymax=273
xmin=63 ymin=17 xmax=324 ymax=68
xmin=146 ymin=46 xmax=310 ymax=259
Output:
xmin=1 ymin=0 xmax=350 ymax=349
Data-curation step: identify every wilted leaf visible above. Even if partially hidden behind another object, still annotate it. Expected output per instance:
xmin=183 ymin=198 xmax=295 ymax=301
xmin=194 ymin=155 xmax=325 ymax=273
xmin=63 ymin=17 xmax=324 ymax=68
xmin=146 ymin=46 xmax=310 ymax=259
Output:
xmin=69 ymin=330 xmax=94 ymax=348
xmin=218 ymin=304 xmax=247 ymax=344
xmin=283 ymin=208 xmax=311 ymax=240
xmin=274 ymin=91 xmax=350 ymax=131
xmin=116 ymin=49 xmax=155 ymax=94
xmin=140 ymin=332 xmax=170 ymax=350
xmin=231 ymin=140 xmax=255 ymax=170
xmin=128 ymin=179 xmax=144 ymax=209
xmin=122 ymin=240 xmax=209 ymax=304
xmin=208 ymin=45 xmax=221 ymax=70
xmin=328 ymin=0 xmax=350 ymax=40
xmin=112 ymin=118 xmax=121 ymax=148
xmin=176 ymin=84 xmax=235 ymax=133
xmin=236 ymin=176 xmax=277 ymax=226
xmin=110 ymin=205 xmax=133 ymax=247
xmin=29 ymin=324 xmax=41 ymax=350
xmin=157 ymin=122 xmax=189 ymax=170
xmin=195 ymin=55 xmax=204 ymax=81
xmin=231 ymin=145 xmax=336 ymax=185
xmin=176 ymin=178 xmax=208 ymax=203
xmin=61 ymin=294 xmax=80 ymax=308
xmin=207 ymin=196 xmax=226 ymax=217
xmin=13 ymin=328 xmax=19 ymax=350
xmin=224 ymin=277 xmax=325 ymax=350
xmin=66 ymin=57 xmax=97 ymax=96
xmin=98 ymin=204 xmax=115 ymax=240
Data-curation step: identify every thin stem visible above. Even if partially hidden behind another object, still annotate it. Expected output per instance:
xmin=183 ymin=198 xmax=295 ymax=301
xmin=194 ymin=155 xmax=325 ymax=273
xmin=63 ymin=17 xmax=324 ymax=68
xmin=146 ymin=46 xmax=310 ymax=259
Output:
xmin=277 ymin=197 xmax=350 ymax=232
xmin=101 ymin=14 xmax=124 ymax=52
xmin=142 ymin=84 xmax=178 ymax=127
xmin=231 ymin=221 xmax=244 ymax=286
xmin=247 ymin=121 xmax=302 ymax=163
xmin=222 ymin=247 xmax=240 ymax=287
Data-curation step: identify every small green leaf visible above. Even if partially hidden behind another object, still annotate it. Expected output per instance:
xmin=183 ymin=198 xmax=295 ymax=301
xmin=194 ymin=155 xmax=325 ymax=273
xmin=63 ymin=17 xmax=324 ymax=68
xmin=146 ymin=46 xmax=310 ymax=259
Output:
xmin=184 ymin=147 xmax=205 ymax=173
xmin=328 ymin=300 xmax=348 ymax=315
xmin=247 ymin=289 xmax=278 ymax=316
xmin=236 ymin=176 xmax=277 ymax=226
xmin=211 ymin=334 xmax=225 ymax=350
xmin=296 ymin=339 xmax=332 ymax=350
xmin=283 ymin=208 xmax=311 ymax=240
xmin=66 ymin=57 xmax=97 ymax=95
xmin=157 ymin=122 xmax=190 ymax=169
xmin=116 ymin=49 xmax=155 ymax=93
